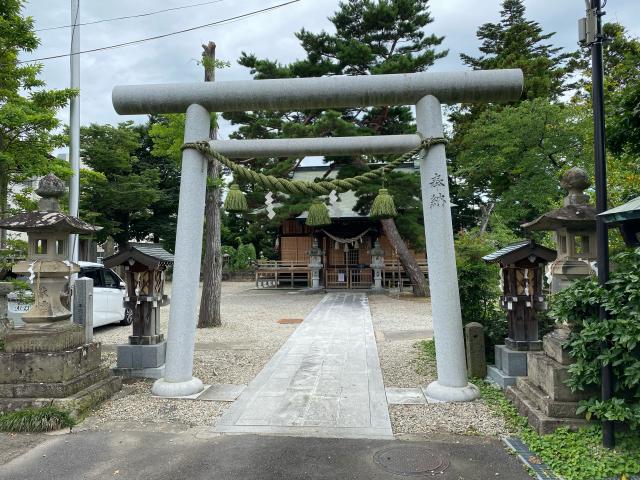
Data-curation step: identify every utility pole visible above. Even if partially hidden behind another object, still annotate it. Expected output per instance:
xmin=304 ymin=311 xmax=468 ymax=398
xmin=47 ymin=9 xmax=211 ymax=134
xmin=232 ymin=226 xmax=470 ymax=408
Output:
xmin=579 ymin=0 xmax=613 ymax=448
xmin=69 ymin=0 xmax=80 ymax=263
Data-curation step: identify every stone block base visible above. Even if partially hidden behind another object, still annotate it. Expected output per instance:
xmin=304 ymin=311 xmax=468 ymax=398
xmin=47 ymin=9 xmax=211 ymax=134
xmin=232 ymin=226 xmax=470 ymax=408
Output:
xmin=4 ymin=322 xmax=84 ymax=353
xmin=527 ymin=351 xmax=594 ymax=402
xmin=0 ymin=343 xmax=102 ymax=384
xmin=506 ymin=385 xmax=590 ymax=435
xmin=0 ymin=366 xmax=111 ymax=399
xmin=117 ymin=342 xmax=166 ymax=369
xmin=486 ymin=365 xmax=518 ymax=389
xmin=0 ymin=374 xmax=122 ymax=420
xmin=495 ymin=345 xmax=528 ymax=376
xmin=543 ymin=329 xmax=573 ymax=365
xmin=112 ymin=365 xmax=165 ymax=380
xmin=514 ymin=377 xmax=582 ymax=418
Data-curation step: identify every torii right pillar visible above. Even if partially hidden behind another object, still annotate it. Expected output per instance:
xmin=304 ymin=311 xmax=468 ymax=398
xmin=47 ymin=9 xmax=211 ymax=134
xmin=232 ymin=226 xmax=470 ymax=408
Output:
xmin=417 ymin=95 xmax=479 ymax=402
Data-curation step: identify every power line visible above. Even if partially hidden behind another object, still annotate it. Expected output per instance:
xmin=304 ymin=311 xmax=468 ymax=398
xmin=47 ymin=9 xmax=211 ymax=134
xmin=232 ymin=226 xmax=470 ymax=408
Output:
xmin=36 ymin=0 xmax=227 ymax=32
xmin=18 ymin=0 xmax=302 ymax=65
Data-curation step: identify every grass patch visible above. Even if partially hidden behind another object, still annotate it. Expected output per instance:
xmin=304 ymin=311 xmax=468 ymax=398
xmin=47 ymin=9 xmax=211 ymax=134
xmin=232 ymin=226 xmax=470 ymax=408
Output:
xmin=415 ymin=339 xmax=436 ymax=377
xmin=0 ymin=406 xmax=75 ymax=433
xmin=471 ymin=379 xmax=640 ymax=480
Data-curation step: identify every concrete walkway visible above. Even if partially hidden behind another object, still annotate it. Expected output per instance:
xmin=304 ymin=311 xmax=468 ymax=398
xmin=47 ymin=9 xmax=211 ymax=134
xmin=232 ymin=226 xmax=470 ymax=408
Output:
xmin=215 ymin=293 xmax=393 ymax=439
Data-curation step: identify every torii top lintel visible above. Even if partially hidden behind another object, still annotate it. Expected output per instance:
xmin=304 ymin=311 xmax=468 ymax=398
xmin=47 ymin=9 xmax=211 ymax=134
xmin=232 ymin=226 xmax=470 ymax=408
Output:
xmin=112 ymin=69 xmax=523 ymax=115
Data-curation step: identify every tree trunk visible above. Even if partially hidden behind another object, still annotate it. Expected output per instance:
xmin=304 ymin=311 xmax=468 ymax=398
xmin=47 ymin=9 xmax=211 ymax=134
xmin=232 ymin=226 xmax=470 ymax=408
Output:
xmin=198 ymin=41 xmax=223 ymax=328
xmin=0 ymin=164 xmax=7 ymax=250
xmin=380 ymin=218 xmax=429 ymax=297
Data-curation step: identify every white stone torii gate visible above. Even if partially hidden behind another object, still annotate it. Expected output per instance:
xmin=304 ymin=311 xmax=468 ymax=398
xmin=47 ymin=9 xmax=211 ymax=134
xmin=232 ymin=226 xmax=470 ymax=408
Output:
xmin=112 ymin=69 xmax=523 ymax=402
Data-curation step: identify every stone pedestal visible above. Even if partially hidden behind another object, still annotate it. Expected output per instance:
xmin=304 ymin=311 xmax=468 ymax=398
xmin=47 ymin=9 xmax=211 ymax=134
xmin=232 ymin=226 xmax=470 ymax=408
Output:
xmin=0 ymin=323 xmax=121 ymax=419
xmin=505 ymin=330 xmax=594 ymax=434
xmin=113 ymin=342 xmax=167 ymax=379
xmin=487 ymin=345 xmax=528 ymax=388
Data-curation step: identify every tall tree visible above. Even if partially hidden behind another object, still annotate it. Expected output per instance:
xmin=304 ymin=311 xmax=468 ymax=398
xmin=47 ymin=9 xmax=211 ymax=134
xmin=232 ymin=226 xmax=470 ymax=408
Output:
xmin=225 ymin=0 xmax=447 ymax=295
xmin=454 ymin=99 xmax=592 ymax=230
xmin=0 ymin=0 xmax=75 ymax=246
xmin=198 ymin=42 xmax=223 ymax=328
xmin=449 ymin=0 xmax=573 ymax=231
xmin=79 ymin=122 xmax=161 ymax=248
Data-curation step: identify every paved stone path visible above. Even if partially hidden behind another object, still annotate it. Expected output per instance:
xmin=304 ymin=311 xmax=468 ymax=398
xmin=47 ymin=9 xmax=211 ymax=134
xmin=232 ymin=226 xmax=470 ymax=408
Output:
xmin=214 ymin=293 xmax=393 ymax=439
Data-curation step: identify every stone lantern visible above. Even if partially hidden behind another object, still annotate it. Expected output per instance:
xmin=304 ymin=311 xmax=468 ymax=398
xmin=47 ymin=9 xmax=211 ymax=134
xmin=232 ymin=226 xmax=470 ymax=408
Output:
xmin=0 ymin=173 xmax=100 ymax=332
xmin=521 ymin=167 xmax=597 ymax=293
xmin=0 ymin=173 xmax=120 ymax=417
xmin=307 ymin=238 xmax=324 ymax=290
xmin=369 ymin=239 xmax=385 ymax=290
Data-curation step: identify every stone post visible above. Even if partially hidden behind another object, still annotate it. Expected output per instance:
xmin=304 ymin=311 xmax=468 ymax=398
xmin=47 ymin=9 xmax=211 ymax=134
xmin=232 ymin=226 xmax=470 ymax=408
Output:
xmin=416 ymin=95 xmax=479 ymax=402
xmin=152 ymin=104 xmax=210 ymax=397
xmin=72 ymin=277 xmax=93 ymax=344
xmin=307 ymin=238 xmax=323 ymax=290
xmin=464 ymin=322 xmax=486 ymax=378
xmin=369 ymin=240 xmax=385 ymax=291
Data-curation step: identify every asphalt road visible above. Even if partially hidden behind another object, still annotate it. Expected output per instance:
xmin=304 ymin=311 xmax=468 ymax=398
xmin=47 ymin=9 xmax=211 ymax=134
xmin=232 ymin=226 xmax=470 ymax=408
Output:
xmin=0 ymin=430 xmax=531 ymax=480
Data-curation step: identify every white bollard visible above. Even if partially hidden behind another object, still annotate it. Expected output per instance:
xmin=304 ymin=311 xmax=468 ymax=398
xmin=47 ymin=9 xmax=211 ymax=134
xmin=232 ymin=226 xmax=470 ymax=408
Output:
xmin=416 ymin=95 xmax=479 ymax=402
xmin=152 ymin=104 xmax=210 ymax=397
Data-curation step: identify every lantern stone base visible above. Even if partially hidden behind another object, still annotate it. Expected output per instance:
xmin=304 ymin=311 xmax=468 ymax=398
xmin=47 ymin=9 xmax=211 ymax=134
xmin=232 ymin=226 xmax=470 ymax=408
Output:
xmin=504 ymin=332 xmax=597 ymax=434
xmin=486 ymin=345 xmax=529 ymax=389
xmin=4 ymin=322 xmax=85 ymax=353
xmin=0 ymin=342 xmax=122 ymax=419
xmin=113 ymin=342 xmax=166 ymax=379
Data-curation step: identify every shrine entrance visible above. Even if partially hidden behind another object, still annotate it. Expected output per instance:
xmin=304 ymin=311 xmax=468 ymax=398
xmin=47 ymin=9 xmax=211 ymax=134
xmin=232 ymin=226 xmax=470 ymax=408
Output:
xmin=112 ymin=68 xmax=523 ymax=402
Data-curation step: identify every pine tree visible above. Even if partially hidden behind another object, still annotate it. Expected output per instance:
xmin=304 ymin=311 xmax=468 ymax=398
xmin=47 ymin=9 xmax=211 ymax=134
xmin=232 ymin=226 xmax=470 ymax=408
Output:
xmin=224 ymin=0 xmax=447 ymax=295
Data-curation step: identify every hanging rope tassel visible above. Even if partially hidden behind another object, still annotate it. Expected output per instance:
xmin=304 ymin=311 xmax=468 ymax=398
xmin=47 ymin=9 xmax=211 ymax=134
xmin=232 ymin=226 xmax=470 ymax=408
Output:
xmin=306 ymin=201 xmax=331 ymax=227
xmin=224 ymin=184 xmax=248 ymax=213
xmin=370 ymin=188 xmax=397 ymax=219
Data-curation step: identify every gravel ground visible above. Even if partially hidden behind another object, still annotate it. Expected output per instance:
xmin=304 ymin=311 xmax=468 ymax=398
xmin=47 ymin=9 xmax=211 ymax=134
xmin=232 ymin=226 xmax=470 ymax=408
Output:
xmin=368 ymin=293 xmax=509 ymax=437
xmin=86 ymin=286 xmax=506 ymax=437
xmin=87 ymin=282 xmax=321 ymax=431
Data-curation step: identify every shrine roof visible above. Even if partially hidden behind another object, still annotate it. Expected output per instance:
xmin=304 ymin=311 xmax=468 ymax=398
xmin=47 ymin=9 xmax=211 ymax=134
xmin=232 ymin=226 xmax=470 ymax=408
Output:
xmin=482 ymin=239 xmax=557 ymax=265
xmin=599 ymin=196 xmax=640 ymax=225
xmin=102 ymin=242 xmax=174 ymax=269
xmin=0 ymin=211 xmax=101 ymax=234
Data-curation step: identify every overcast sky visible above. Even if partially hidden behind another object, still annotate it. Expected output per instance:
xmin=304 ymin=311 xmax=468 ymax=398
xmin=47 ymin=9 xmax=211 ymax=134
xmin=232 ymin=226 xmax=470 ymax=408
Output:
xmin=22 ymin=0 xmax=640 ymax=144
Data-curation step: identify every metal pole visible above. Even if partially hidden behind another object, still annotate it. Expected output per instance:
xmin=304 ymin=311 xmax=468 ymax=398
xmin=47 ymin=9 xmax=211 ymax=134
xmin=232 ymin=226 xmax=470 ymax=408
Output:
xmin=69 ymin=0 xmax=80 ymax=263
xmin=416 ymin=95 xmax=479 ymax=402
xmin=588 ymin=0 xmax=614 ymax=449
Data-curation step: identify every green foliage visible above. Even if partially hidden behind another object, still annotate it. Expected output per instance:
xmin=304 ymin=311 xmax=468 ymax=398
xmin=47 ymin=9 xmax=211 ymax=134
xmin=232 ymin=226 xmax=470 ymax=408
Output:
xmin=521 ymin=426 xmax=640 ymax=480
xmin=551 ymin=249 xmax=640 ymax=429
xmin=454 ymin=99 xmax=592 ymax=230
xmin=0 ymin=406 xmax=75 ymax=432
xmin=0 ymin=1 xmax=75 ymax=223
xmin=460 ymin=0 xmax=572 ymax=101
xmin=222 ymin=242 xmax=257 ymax=271
xmin=455 ymin=231 xmax=507 ymax=359
xmin=80 ymin=122 xmax=164 ymax=247
xmin=0 ymin=238 xmax=27 ymax=273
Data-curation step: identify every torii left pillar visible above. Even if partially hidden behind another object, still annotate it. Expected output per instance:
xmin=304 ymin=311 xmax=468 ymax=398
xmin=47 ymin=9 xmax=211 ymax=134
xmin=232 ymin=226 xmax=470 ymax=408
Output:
xmin=151 ymin=104 xmax=209 ymax=397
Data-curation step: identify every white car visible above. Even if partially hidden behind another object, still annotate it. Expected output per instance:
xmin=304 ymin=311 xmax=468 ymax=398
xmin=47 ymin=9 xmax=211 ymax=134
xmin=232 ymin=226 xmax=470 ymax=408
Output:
xmin=7 ymin=261 xmax=133 ymax=328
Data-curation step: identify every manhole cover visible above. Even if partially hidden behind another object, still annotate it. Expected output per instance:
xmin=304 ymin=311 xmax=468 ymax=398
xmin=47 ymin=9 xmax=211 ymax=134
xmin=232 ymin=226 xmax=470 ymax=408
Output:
xmin=277 ymin=318 xmax=303 ymax=324
xmin=373 ymin=445 xmax=450 ymax=476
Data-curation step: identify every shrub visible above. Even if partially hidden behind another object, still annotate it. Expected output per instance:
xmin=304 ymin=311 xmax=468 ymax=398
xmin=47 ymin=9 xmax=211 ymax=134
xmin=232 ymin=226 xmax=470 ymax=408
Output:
xmin=455 ymin=231 xmax=507 ymax=360
xmin=0 ymin=406 xmax=75 ymax=432
xmin=550 ymin=248 xmax=640 ymax=428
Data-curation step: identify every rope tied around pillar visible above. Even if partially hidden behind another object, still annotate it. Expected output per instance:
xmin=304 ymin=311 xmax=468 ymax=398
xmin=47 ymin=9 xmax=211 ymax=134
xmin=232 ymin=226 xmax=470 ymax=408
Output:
xmin=181 ymin=136 xmax=447 ymax=224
